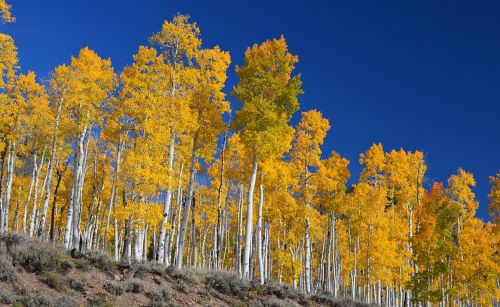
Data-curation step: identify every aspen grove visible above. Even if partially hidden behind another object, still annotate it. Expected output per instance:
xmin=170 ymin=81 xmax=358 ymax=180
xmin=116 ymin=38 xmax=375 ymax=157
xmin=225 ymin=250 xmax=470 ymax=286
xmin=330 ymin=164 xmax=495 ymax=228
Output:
xmin=0 ymin=5 xmax=499 ymax=306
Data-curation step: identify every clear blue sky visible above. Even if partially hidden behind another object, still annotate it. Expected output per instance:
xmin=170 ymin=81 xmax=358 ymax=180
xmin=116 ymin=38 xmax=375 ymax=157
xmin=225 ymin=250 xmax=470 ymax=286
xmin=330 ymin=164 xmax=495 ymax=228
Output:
xmin=5 ymin=0 xmax=500 ymax=220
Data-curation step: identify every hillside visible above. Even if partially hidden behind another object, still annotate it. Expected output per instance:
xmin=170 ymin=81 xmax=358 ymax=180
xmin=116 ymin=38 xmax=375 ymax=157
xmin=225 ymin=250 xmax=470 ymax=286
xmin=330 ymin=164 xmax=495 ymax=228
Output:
xmin=0 ymin=234 xmax=374 ymax=307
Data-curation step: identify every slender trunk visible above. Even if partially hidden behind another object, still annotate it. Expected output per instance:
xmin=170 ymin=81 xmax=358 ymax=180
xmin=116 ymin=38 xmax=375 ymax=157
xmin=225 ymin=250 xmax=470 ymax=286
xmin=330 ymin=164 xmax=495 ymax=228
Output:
xmin=243 ymin=151 xmax=258 ymax=279
xmin=256 ymin=172 xmax=264 ymax=285
xmin=236 ymin=184 xmax=243 ymax=276
xmin=157 ymin=133 xmax=175 ymax=263
xmin=65 ymin=126 xmax=87 ymax=248
xmin=74 ymin=131 xmax=90 ymax=249
xmin=23 ymin=150 xmax=37 ymax=234
xmin=325 ymin=215 xmax=332 ymax=293
xmin=176 ymin=132 xmax=198 ymax=269
xmin=167 ymin=163 xmax=183 ymax=266
xmin=104 ymin=138 xmax=123 ymax=252
xmin=2 ymin=142 xmax=16 ymax=231
xmin=305 ymin=217 xmax=312 ymax=293
xmin=49 ymin=166 xmax=63 ymax=241
xmin=214 ymin=131 xmax=227 ymax=269
xmin=29 ymin=146 xmax=46 ymax=237
xmin=121 ymin=190 xmax=132 ymax=262
xmin=37 ymin=97 xmax=63 ymax=237
xmin=12 ymin=187 xmax=21 ymax=231
xmin=190 ymin=198 xmax=197 ymax=268
xmin=0 ymin=143 xmax=8 ymax=232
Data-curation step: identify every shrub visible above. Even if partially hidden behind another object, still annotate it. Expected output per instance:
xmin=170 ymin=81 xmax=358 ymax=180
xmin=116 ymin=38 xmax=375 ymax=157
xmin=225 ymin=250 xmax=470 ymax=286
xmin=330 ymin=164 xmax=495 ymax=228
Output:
xmin=147 ymin=262 xmax=168 ymax=277
xmin=167 ymin=267 xmax=197 ymax=284
xmin=124 ymin=278 xmax=144 ymax=293
xmin=68 ymin=278 xmax=86 ymax=292
xmin=88 ymin=292 xmax=115 ymax=307
xmin=53 ymin=296 xmax=78 ymax=307
xmin=84 ymin=251 xmax=115 ymax=272
xmin=310 ymin=293 xmax=370 ymax=307
xmin=204 ymin=270 xmax=250 ymax=298
xmin=177 ymin=280 xmax=189 ymax=294
xmin=40 ymin=272 xmax=66 ymax=292
xmin=131 ymin=261 xmax=150 ymax=278
xmin=0 ymin=255 xmax=16 ymax=281
xmin=0 ymin=233 xmax=25 ymax=252
xmin=15 ymin=293 xmax=51 ymax=307
xmin=10 ymin=239 xmax=72 ymax=273
xmin=147 ymin=288 xmax=174 ymax=307
xmin=260 ymin=282 xmax=299 ymax=300
xmin=104 ymin=283 xmax=124 ymax=296
xmin=131 ymin=261 xmax=167 ymax=278
xmin=261 ymin=297 xmax=288 ymax=307
xmin=0 ymin=288 xmax=11 ymax=304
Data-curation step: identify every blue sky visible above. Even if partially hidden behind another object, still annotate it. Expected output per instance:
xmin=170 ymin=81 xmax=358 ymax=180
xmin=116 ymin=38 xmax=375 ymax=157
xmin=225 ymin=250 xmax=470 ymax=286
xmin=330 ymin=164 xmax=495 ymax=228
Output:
xmin=5 ymin=0 xmax=500 ymax=220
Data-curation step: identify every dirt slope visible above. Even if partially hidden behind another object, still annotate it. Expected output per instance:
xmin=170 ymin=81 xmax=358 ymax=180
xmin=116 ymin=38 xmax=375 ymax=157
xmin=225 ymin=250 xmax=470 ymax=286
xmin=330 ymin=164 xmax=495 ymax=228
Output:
xmin=0 ymin=234 xmax=374 ymax=307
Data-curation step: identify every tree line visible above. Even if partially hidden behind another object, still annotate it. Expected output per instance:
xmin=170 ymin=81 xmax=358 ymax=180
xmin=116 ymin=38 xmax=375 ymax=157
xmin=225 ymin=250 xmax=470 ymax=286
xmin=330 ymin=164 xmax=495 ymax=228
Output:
xmin=0 ymin=3 xmax=498 ymax=306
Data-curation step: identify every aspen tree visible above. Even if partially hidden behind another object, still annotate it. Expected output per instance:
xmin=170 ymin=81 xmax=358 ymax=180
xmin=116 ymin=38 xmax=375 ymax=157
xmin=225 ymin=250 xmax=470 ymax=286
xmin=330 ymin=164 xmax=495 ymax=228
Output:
xmin=148 ymin=15 xmax=200 ymax=264
xmin=232 ymin=36 xmax=302 ymax=279
xmin=289 ymin=110 xmax=330 ymax=292
xmin=176 ymin=46 xmax=230 ymax=268
xmin=57 ymin=48 xmax=116 ymax=249
xmin=314 ymin=151 xmax=349 ymax=295
xmin=6 ymin=72 xmax=50 ymax=232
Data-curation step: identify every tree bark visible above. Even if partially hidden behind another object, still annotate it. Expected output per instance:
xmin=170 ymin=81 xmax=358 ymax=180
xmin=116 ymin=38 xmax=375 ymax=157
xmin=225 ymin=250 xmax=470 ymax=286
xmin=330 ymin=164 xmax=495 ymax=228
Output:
xmin=157 ymin=133 xmax=175 ymax=263
xmin=256 ymin=172 xmax=264 ymax=285
xmin=29 ymin=146 xmax=46 ymax=237
xmin=2 ymin=142 xmax=16 ymax=231
xmin=37 ymin=97 xmax=63 ymax=237
xmin=243 ymin=151 xmax=258 ymax=279
xmin=214 ymin=131 xmax=227 ymax=269
xmin=176 ymin=132 xmax=198 ymax=269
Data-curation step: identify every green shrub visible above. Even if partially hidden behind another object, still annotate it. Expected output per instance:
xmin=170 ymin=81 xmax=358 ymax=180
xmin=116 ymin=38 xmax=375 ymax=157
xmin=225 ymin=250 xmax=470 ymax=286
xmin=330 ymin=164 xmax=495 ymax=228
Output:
xmin=204 ymin=270 xmax=250 ymax=298
xmin=15 ymin=293 xmax=51 ymax=307
xmin=0 ymin=288 xmax=11 ymax=304
xmin=40 ymin=272 xmax=66 ymax=292
xmin=10 ymin=240 xmax=72 ymax=273
xmin=261 ymin=297 xmax=288 ymax=307
xmin=260 ymin=281 xmax=299 ymax=300
xmin=124 ymin=278 xmax=144 ymax=293
xmin=88 ymin=292 xmax=116 ymax=307
xmin=0 ymin=233 xmax=25 ymax=252
xmin=104 ymin=283 xmax=124 ymax=296
xmin=84 ymin=251 xmax=115 ymax=272
xmin=68 ymin=278 xmax=86 ymax=292
xmin=167 ymin=267 xmax=197 ymax=284
xmin=310 ymin=293 xmax=371 ymax=307
xmin=147 ymin=288 xmax=174 ymax=307
xmin=0 ymin=255 xmax=16 ymax=281
xmin=53 ymin=296 xmax=78 ymax=307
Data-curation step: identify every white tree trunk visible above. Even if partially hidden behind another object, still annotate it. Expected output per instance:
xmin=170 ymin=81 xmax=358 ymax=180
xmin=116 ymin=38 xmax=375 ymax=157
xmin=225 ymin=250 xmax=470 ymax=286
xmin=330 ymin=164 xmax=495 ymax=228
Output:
xmin=256 ymin=173 xmax=264 ymax=285
xmin=305 ymin=217 xmax=312 ymax=293
xmin=243 ymin=152 xmax=258 ymax=280
xmin=29 ymin=147 xmax=46 ymax=237
xmin=2 ymin=142 xmax=16 ymax=231
xmin=176 ymin=132 xmax=198 ymax=269
xmin=71 ymin=125 xmax=88 ymax=249
xmin=157 ymin=134 xmax=175 ymax=263
xmin=236 ymin=184 xmax=243 ymax=276
xmin=22 ymin=152 xmax=37 ymax=234
xmin=104 ymin=138 xmax=122 ymax=252
xmin=37 ymin=97 xmax=63 ymax=237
